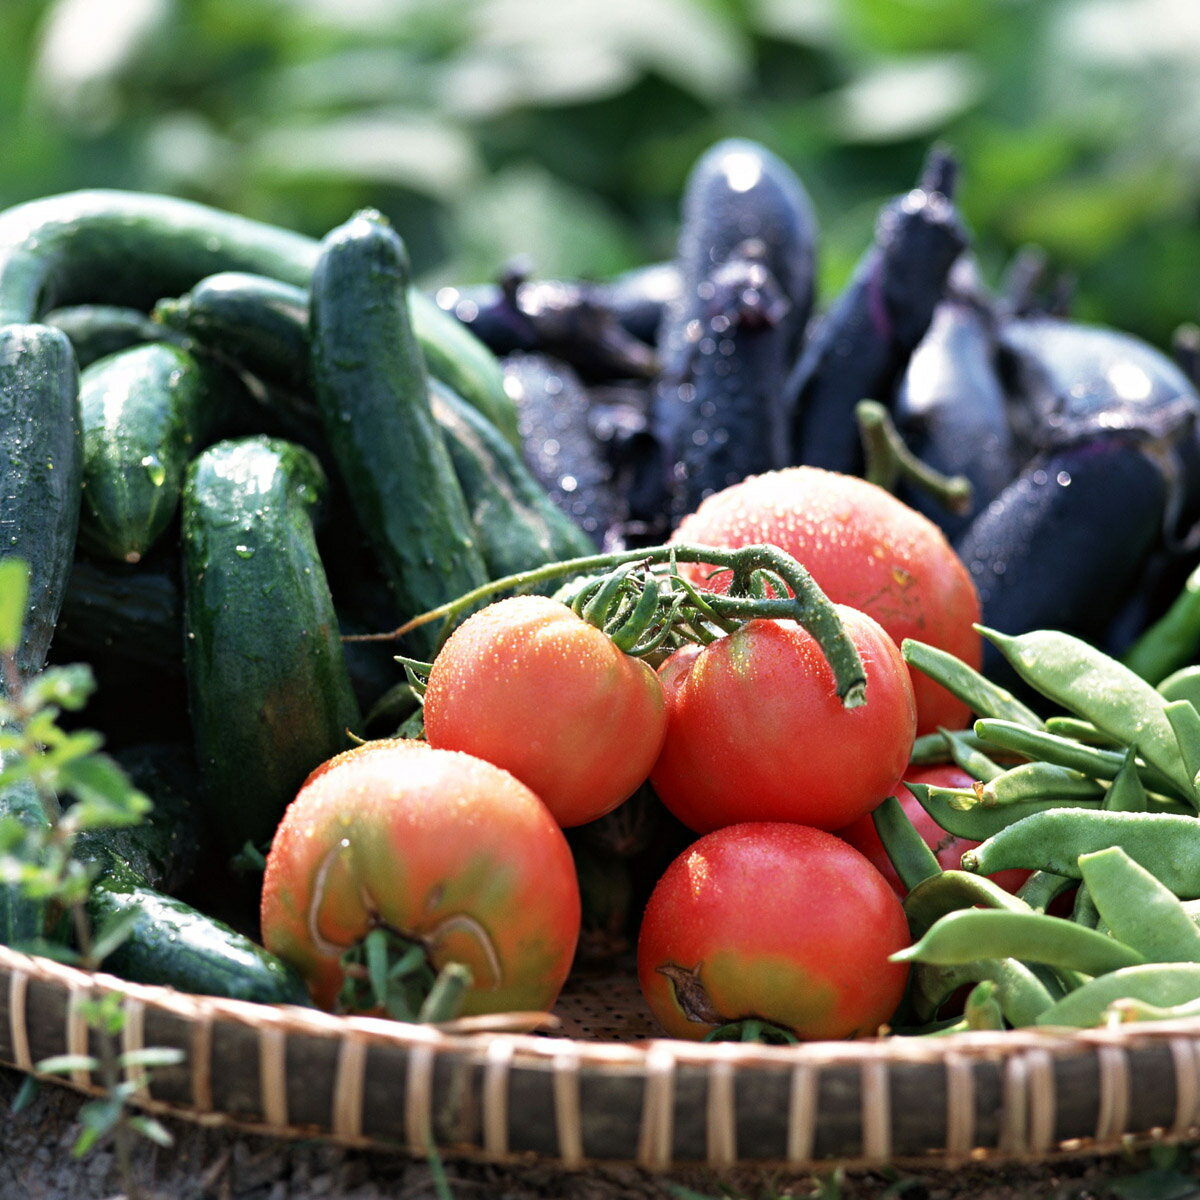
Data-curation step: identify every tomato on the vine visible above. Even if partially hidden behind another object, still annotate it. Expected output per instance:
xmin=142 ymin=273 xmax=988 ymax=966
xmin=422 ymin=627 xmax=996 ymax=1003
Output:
xmin=650 ymin=606 xmax=917 ymax=834
xmin=423 ymin=594 xmax=667 ymax=828
xmin=260 ymin=739 xmax=580 ymax=1015
xmin=637 ymin=822 xmax=911 ymax=1042
xmin=669 ymin=465 xmax=982 ymax=735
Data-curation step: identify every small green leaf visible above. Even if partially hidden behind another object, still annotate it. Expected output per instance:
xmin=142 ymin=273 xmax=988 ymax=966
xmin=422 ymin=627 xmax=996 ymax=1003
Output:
xmin=73 ymin=1095 xmax=123 ymax=1155
xmin=25 ymin=664 xmax=95 ymax=712
xmin=118 ymin=1046 xmax=185 ymax=1070
xmin=91 ymin=907 xmax=142 ymax=962
xmin=10 ymin=1074 xmax=38 ymax=1113
xmin=0 ymin=559 xmax=29 ymax=655
xmin=128 ymin=1113 xmax=175 ymax=1147
xmin=35 ymin=1053 xmax=100 ymax=1076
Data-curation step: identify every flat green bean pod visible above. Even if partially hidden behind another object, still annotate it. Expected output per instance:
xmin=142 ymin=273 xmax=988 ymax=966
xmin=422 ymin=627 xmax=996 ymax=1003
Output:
xmin=903 ymin=868 xmax=1029 ymax=938
xmin=907 ymin=782 xmax=1103 ymax=842
xmin=1079 ymin=846 xmax=1200 ymax=963
xmin=892 ymin=908 xmax=1145 ymax=975
xmin=962 ymin=808 xmax=1200 ymax=897
xmin=973 ymin=718 xmax=1176 ymax=797
xmin=1165 ymin=699 xmax=1200 ymax=793
xmin=1035 ymin=963 xmax=1200 ymax=1027
xmin=902 ymin=638 xmax=1043 ymax=729
xmin=871 ymin=793 xmax=941 ymax=893
xmin=1104 ymin=750 xmax=1148 ymax=812
xmin=1158 ymin=666 xmax=1200 ymax=711
xmin=978 ymin=761 xmax=1104 ymax=806
xmin=980 ymin=626 xmax=1196 ymax=804
xmin=907 ymin=956 xmax=1056 ymax=1027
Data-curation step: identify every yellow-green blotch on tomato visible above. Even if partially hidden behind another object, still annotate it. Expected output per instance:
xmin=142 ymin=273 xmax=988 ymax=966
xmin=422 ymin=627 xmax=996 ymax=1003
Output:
xmin=423 ymin=595 xmax=667 ymax=828
xmin=637 ymin=822 xmax=911 ymax=1041
xmin=260 ymin=739 xmax=581 ymax=1015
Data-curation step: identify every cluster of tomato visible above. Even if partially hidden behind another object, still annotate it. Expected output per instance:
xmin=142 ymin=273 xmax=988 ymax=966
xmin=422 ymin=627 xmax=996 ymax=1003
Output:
xmin=259 ymin=465 xmax=1001 ymax=1041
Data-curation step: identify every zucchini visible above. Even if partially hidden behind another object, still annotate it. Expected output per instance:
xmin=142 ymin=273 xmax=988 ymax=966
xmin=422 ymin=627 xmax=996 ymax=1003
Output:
xmin=55 ymin=552 xmax=183 ymax=675
xmin=0 ymin=191 xmax=516 ymax=445
xmin=78 ymin=342 xmax=246 ymax=563
xmin=429 ymin=378 xmax=594 ymax=579
xmin=87 ymin=865 xmax=310 ymax=1005
xmin=155 ymin=268 xmax=520 ymax=445
xmin=181 ymin=436 xmax=361 ymax=848
xmin=0 ymin=324 xmax=82 ymax=680
xmin=309 ymin=210 xmax=488 ymax=654
xmin=44 ymin=304 xmax=171 ymax=369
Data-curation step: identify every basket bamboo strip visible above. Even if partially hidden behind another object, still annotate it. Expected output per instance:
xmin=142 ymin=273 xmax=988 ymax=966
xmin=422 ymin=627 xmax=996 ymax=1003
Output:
xmin=4 ymin=944 xmax=1200 ymax=1169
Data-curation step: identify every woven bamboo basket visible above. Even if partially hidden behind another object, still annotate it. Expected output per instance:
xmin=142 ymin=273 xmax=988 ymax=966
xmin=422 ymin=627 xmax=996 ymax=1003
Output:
xmin=4 ymin=943 xmax=1200 ymax=1172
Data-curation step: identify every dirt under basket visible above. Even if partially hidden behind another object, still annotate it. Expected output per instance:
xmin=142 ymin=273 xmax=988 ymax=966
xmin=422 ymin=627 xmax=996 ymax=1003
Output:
xmin=2 ymin=943 xmax=1200 ymax=1172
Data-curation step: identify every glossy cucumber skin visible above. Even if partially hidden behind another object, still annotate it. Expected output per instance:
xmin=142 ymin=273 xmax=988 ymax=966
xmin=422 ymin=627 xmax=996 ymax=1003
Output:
xmin=158 ymin=269 xmax=521 ymax=449
xmin=78 ymin=342 xmax=244 ymax=563
xmin=0 ymin=769 xmax=51 ymax=946
xmin=56 ymin=553 xmax=184 ymax=674
xmin=0 ymin=324 xmax=82 ymax=680
xmin=430 ymin=378 xmax=594 ymax=580
xmin=44 ymin=305 xmax=171 ymax=369
xmin=88 ymin=867 xmax=310 ymax=1005
xmin=309 ymin=211 xmax=488 ymax=653
xmin=181 ymin=436 xmax=361 ymax=849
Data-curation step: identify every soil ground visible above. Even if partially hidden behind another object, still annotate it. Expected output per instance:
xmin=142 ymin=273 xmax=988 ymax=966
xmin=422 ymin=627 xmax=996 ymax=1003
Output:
xmin=3 ymin=1066 xmax=1200 ymax=1200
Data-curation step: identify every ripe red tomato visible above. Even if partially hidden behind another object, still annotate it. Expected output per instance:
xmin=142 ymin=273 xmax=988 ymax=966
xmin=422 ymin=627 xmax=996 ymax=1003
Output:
xmin=637 ymin=822 xmax=911 ymax=1041
xmin=836 ymin=764 xmax=1031 ymax=897
xmin=260 ymin=739 xmax=580 ymax=1015
xmin=423 ymin=595 xmax=666 ymax=828
xmin=649 ymin=606 xmax=916 ymax=833
xmin=669 ymin=466 xmax=982 ymax=735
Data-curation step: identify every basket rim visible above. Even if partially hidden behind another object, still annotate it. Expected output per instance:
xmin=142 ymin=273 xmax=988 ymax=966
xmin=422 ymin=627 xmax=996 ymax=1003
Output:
xmin=5 ymin=942 xmax=1200 ymax=1170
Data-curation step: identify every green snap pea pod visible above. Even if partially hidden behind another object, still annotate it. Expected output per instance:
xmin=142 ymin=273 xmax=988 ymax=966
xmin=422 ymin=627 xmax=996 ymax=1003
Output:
xmin=959 ymin=980 xmax=1005 ymax=1031
xmin=973 ymin=718 xmax=1177 ymax=798
xmin=1078 ymin=846 xmax=1200 ymax=963
xmin=977 ymin=761 xmax=1104 ymax=806
xmin=892 ymin=908 xmax=1145 ymax=975
xmin=980 ymin=626 xmax=1196 ymax=804
xmin=941 ymin=728 xmax=1005 ymax=782
xmin=1070 ymin=885 xmax=1099 ymax=930
xmin=909 ymin=730 xmax=954 ymax=765
xmin=1158 ymin=666 xmax=1200 ymax=712
xmin=962 ymin=809 xmax=1200 ymax=897
xmin=1121 ymin=560 xmax=1200 ymax=684
xmin=1016 ymin=870 xmax=1075 ymax=913
xmin=907 ymin=781 xmax=1103 ymax=842
xmin=1035 ymin=963 xmax=1200 ymax=1027
xmin=903 ymin=869 xmax=1029 ymax=938
xmin=1043 ymin=716 xmax=1116 ymax=746
xmin=1104 ymin=749 xmax=1148 ymax=812
xmin=871 ymin=793 xmax=941 ymax=893
xmin=901 ymin=638 xmax=1043 ymax=728
xmin=1166 ymin=699 xmax=1200 ymax=794
xmin=908 ymin=956 xmax=1056 ymax=1027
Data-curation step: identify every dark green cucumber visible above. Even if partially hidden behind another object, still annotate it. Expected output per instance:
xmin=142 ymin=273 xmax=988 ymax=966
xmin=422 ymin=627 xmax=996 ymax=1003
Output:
xmin=309 ymin=211 xmax=487 ymax=653
xmin=0 ymin=325 xmax=82 ymax=680
xmin=88 ymin=866 xmax=310 ymax=1005
xmin=155 ymin=269 xmax=520 ymax=446
xmin=55 ymin=552 xmax=183 ymax=674
xmin=0 ymin=190 xmax=516 ymax=446
xmin=429 ymin=378 xmax=594 ymax=579
xmin=44 ymin=304 xmax=172 ymax=369
xmin=78 ymin=342 xmax=247 ymax=563
xmin=182 ymin=436 xmax=361 ymax=848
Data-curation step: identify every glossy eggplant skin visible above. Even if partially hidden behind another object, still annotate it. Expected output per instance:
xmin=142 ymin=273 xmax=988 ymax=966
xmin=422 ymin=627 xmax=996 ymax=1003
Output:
xmin=788 ymin=149 xmax=968 ymax=477
xmin=434 ymin=274 xmax=658 ymax=382
xmin=502 ymin=352 xmax=628 ymax=548
xmin=595 ymin=262 xmax=682 ymax=346
xmin=650 ymin=138 xmax=818 ymax=522
xmin=894 ymin=263 xmax=1018 ymax=540
xmin=997 ymin=316 xmax=1200 ymax=523
xmin=959 ymin=436 xmax=1168 ymax=679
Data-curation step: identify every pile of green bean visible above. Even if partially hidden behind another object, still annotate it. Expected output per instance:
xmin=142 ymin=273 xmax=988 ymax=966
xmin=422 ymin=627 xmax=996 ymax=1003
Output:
xmin=876 ymin=625 xmax=1200 ymax=1033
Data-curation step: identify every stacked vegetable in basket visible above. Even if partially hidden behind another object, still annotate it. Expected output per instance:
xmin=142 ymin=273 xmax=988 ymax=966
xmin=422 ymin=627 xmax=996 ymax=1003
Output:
xmin=3 ymin=134 xmax=1200 ymax=1042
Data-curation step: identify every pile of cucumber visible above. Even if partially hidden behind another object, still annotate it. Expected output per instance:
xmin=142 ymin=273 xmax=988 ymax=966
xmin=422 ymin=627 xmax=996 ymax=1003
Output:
xmin=0 ymin=189 xmax=594 ymax=1004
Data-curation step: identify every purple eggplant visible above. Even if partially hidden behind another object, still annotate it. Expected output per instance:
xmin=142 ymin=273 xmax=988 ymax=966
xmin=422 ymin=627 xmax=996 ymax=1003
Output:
xmin=787 ymin=147 xmax=969 ymax=476
xmin=433 ymin=268 xmax=658 ymax=382
xmin=893 ymin=258 xmax=1018 ymax=539
xmin=502 ymin=352 xmax=628 ymax=548
xmin=594 ymin=261 xmax=683 ymax=346
xmin=649 ymin=138 xmax=818 ymax=521
xmin=960 ymin=316 xmax=1200 ymax=671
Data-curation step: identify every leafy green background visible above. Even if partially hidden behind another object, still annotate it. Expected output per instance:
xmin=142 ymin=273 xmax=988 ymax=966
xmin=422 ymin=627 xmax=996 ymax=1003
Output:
xmin=3 ymin=0 xmax=1198 ymax=345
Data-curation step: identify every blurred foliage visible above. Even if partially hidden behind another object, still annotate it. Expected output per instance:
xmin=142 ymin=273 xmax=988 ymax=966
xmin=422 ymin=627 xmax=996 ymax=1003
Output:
xmin=1 ymin=0 xmax=1199 ymax=345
